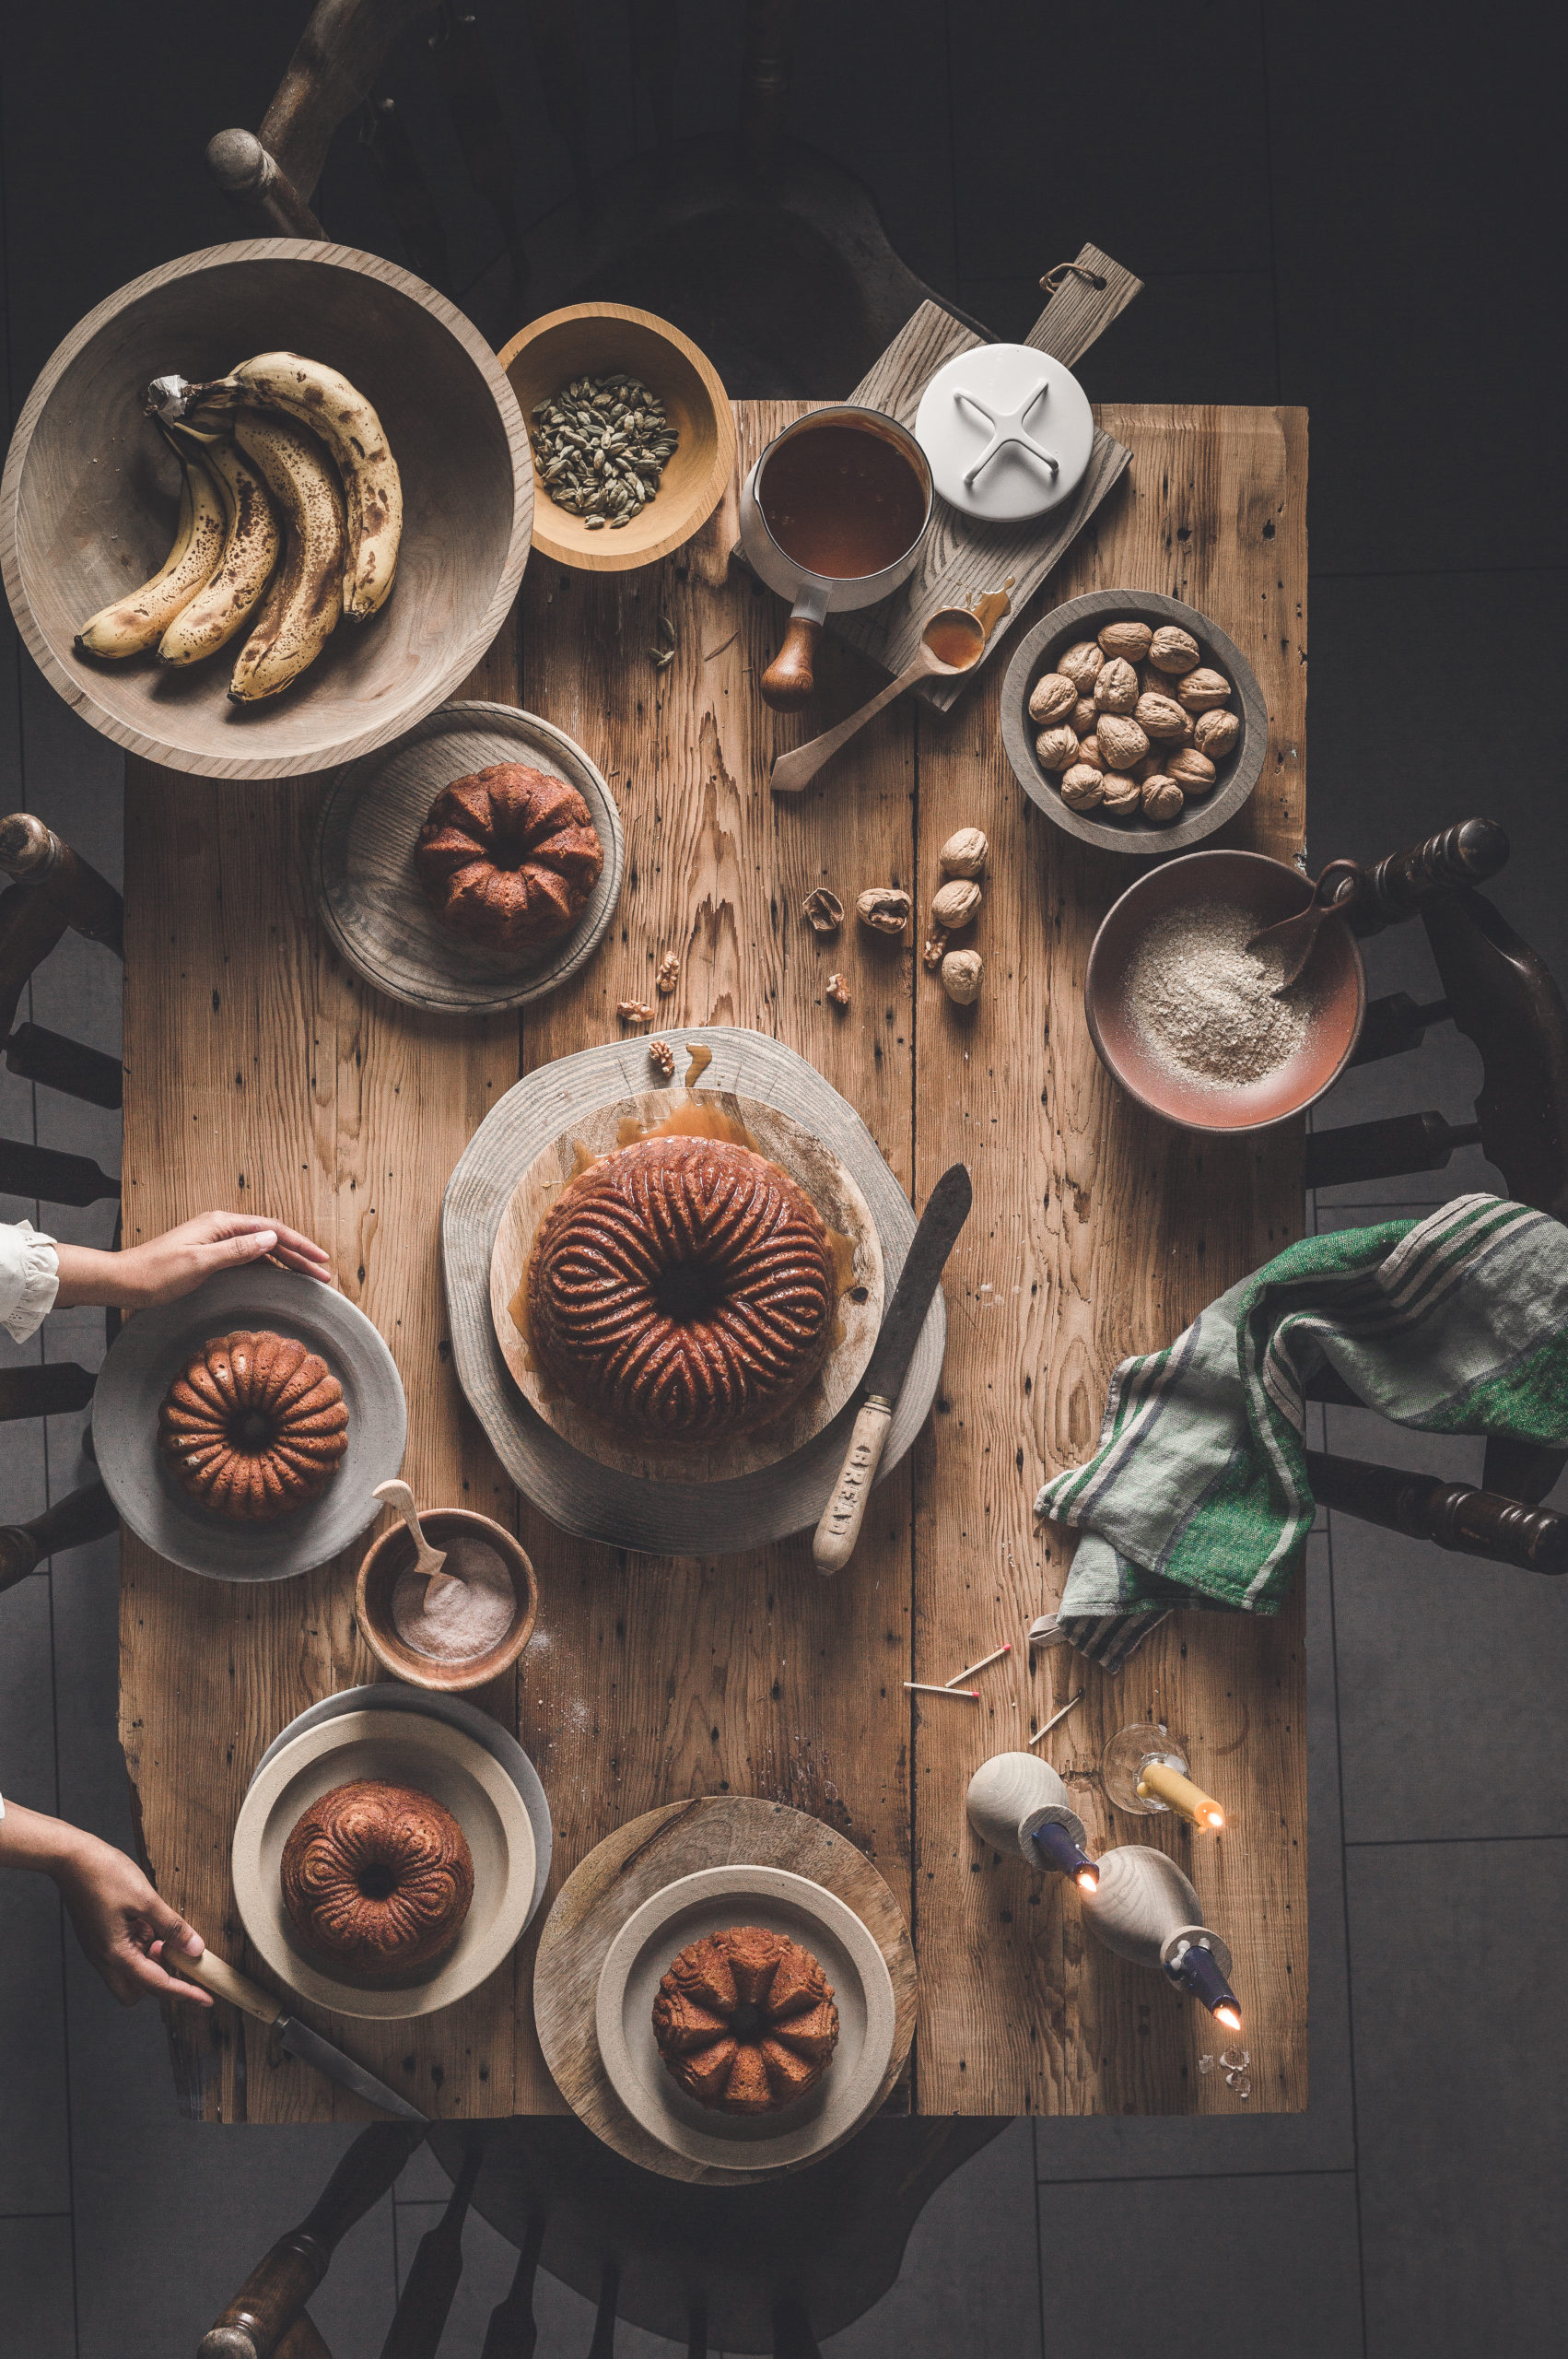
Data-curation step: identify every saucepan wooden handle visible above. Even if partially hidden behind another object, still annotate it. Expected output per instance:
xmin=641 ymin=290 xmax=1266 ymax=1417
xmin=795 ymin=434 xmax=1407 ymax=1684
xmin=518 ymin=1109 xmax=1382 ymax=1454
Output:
xmin=172 ymin=1947 xmax=283 ymax=2024
xmin=761 ymin=615 xmax=823 ymax=711
xmin=813 ymin=1396 xmax=893 ymax=1574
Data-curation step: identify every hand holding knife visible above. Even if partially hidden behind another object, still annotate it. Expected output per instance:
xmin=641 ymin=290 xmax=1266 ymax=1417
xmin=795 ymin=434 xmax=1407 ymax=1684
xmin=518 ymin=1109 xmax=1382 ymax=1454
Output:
xmin=169 ymin=1946 xmax=429 ymax=2122
xmin=813 ymin=1162 xmax=972 ymax=1574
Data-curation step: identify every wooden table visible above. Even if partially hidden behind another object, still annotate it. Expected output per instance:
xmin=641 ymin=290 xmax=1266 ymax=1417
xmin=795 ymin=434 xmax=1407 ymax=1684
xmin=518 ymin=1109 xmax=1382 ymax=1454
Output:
xmin=121 ymin=399 xmax=1308 ymax=2125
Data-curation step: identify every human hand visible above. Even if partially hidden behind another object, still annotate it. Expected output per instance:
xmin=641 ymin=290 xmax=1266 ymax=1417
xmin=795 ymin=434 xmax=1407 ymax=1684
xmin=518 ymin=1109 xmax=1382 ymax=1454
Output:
xmin=51 ymin=1828 xmax=213 ymax=2009
xmin=55 ymin=1210 xmax=333 ymax=1311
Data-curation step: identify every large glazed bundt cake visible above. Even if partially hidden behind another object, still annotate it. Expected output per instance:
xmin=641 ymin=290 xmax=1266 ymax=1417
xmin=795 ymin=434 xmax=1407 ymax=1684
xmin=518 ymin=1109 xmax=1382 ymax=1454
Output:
xmin=280 ymin=1779 xmax=474 ymax=1979
xmin=651 ymin=1925 xmax=840 ymax=2114
xmin=158 ymin=1331 xmax=348 ymax=1520
xmin=524 ymin=1135 xmax=837 ymax=1443
xmin=415 ymin=763 xmax=603 ymax=956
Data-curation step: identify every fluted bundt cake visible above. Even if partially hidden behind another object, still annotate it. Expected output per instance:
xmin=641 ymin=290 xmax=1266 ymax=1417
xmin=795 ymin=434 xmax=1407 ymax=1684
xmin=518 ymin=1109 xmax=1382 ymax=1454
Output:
xmin=280 ymin=1779 xmax=474 ymax=1979
xmin=158 ymin=1330 xmax=348 ymax=1520
xmin=524 ymin=1135 xmax=837 ymax=1443
xmin=415 ymin=763 xmax=603 ymax=956
xmin=652 ymin=1924 xmax=840 ymax=2114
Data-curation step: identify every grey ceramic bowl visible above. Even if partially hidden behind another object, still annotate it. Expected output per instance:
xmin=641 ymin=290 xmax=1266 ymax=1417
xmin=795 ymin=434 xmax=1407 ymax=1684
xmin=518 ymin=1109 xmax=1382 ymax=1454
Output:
xmin=1000 ymin=587 xmax=1268 ymax=855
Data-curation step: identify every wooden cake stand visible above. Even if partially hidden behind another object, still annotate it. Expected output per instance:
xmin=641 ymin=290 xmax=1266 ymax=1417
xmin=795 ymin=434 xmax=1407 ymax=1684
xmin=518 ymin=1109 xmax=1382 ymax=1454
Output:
xmin=533 ymin=1795 xmax=917 ymax=2184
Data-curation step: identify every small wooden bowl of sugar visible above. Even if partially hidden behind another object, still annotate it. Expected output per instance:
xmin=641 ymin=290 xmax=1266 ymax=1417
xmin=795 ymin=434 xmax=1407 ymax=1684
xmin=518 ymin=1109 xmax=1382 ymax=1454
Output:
xmin=1085 ymin=850 xmax=1365 ymax=1132
xmin=356 ymin=1508 xmax=538 ymax=1694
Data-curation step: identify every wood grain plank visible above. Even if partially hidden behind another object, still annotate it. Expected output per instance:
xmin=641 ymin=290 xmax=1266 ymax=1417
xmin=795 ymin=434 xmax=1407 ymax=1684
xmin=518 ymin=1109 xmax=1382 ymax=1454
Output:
xmin=909 ymin=405 xmax=1309 ymax=2115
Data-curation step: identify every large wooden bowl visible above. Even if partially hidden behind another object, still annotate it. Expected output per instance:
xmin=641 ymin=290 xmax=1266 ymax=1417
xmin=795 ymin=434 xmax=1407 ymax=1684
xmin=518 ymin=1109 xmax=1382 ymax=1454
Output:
xmin=498 ymin=302 xmax=733 ymax=572
xmin=0 ymin=240 xmax=532 ymax=780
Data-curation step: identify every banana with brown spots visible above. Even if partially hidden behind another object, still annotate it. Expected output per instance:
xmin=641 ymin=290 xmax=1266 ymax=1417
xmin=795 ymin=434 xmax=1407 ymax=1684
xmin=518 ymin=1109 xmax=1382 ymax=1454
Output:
xmin=76 ymin=434 xmax=227 ymax=658
xmin=227 ymin=412 xmax=345 ymax=702
xmin=157 ymin=426 xmax=282 ymax=667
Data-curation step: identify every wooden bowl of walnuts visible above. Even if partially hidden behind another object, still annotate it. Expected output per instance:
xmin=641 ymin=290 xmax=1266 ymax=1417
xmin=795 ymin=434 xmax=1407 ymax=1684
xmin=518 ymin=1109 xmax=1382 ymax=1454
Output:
xmin=1000 ymin=590 xmax=1267 ymax=854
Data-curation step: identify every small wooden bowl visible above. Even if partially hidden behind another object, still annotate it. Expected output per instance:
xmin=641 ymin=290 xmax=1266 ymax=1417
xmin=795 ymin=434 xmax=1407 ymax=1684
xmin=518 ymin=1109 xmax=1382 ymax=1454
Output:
xmin=356 ymin=1508 xmax=538 ymax=1694
xmin=1000 ymin=588 xmax=1267 ymax=854
xmin=497 ymin=302 xmax=733 ymax=572
xmin=1084 ymin=850 xmax=1366 ymax=1132
xmin=0 ymin=240 xmax=532 ymax=780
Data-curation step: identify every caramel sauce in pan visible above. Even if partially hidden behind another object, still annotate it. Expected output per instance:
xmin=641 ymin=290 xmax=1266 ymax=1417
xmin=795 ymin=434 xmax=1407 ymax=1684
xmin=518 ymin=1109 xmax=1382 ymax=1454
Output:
xmin=760 ymin=422 xmax=927 ymax=580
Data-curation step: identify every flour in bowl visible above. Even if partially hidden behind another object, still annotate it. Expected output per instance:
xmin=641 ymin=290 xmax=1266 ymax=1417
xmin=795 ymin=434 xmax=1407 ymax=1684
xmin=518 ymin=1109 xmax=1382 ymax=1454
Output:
xmin=1123 ymin=903 xmax=1318 ymax=1087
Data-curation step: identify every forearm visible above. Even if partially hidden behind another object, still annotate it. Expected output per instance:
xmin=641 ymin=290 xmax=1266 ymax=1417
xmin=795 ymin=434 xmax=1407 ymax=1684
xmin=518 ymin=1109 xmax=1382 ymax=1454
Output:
xmin=51 ymin=1240 xmax=142 ymax=1310
xmin=0 ymin=1800 xmax=88 ymax=1879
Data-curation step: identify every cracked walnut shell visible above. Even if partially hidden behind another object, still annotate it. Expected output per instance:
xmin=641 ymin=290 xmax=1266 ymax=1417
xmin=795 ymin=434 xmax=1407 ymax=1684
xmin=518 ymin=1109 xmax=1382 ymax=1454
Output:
xmin=802 ymin=887 xmax=844 ymax=933
xmin=857 ymin=886 xmax=911 ymax=938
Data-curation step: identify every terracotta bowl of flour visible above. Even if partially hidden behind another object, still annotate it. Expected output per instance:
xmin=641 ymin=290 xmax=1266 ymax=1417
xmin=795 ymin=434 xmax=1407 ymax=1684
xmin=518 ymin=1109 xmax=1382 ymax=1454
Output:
xmin=1086 ymin=850 xmax=1366 ymax=1132
xmin=356 ymin=1508 xmax=538 ymax=1694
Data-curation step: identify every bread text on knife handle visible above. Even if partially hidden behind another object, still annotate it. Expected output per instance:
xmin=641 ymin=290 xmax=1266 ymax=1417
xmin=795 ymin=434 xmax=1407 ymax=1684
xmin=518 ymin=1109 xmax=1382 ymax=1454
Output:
xmin=813 ymin=1393 xmax=894 ymax=1574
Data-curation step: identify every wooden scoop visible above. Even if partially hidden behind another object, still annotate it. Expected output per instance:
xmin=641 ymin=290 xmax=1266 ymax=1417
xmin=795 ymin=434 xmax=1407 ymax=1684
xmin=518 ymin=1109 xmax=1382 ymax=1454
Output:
xmin=1247 ymin=858 xmax=1363 ymax=994
xmin=373 ymin=1479 xmax=456 ymax=1603
xmin=769 ymin=605 xmax=986 ymax=794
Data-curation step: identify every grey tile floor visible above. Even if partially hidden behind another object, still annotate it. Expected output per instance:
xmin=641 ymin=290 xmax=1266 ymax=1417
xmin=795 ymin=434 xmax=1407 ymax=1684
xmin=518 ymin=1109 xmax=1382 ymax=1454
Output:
xmin=1 ymin=3 xmax=1563 ymax=2352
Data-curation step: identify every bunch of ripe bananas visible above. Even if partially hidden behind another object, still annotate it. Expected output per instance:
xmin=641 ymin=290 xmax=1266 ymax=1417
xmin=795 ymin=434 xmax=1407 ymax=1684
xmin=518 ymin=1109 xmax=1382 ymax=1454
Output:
xmin=76 ymin=352 xmax=403 ymax=702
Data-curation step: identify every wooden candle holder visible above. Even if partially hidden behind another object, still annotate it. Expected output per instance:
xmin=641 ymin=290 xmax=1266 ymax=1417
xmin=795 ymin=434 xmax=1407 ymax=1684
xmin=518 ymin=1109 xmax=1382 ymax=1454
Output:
xmin=966 ymin=1750 xmax=1090 ymax=1861
xmin=1081 ymin=1845 xmax=1240 ymax=2024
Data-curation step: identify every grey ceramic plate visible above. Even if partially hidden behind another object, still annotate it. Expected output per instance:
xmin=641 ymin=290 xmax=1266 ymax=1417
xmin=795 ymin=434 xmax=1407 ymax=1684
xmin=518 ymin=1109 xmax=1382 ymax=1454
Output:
xmin=312 ymin=700 xmax=626 ymax=1015
xmin=91 ymin=1264 xmax=406 ymax=1582
xmin=593 ymin=1864 xmax=896 ymax=2173
xmin=1000 ymin=588 xmax=1268 ymax=855
xmin=252 ymin=1681 xmax=552 ymax=1931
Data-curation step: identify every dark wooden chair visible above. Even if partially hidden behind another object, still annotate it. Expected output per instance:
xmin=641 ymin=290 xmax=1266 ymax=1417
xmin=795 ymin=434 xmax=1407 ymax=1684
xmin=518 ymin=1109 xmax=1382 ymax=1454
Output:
xmin=0 ymin=812 xmax=123 ymax=1590
xmin=198 ymin=2113 xmax=1004 ymax=2357
xmin=1295 ymin=816 xmax=1568 ymax=1575
xmin=207 ymin=0 xmax=983 ymax=391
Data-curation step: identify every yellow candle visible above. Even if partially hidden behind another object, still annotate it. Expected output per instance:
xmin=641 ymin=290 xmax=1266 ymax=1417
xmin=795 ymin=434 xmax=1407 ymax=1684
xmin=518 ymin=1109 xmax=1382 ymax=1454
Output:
xmin=1137 ymin=1757 xmax=1225 ymax=1829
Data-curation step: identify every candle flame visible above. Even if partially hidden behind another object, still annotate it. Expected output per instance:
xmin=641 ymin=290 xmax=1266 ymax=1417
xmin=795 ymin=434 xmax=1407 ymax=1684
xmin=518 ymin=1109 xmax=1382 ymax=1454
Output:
xmin=1075 ymin=1865 xmax=1100 ymax=1893
xmin=1205 ymin=1807 xmax=1225 ymax=1829
xmin=1213 ymin=2004 xmax=1242 ymax=2031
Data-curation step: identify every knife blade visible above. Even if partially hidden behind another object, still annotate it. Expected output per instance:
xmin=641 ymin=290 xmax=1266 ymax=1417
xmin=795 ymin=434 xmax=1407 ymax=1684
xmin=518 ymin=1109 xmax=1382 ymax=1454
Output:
xmin=171 ymin=1947 xmax=429 ymax=2122
xmin=813 ymin=1162 xmax=972 ymax=1574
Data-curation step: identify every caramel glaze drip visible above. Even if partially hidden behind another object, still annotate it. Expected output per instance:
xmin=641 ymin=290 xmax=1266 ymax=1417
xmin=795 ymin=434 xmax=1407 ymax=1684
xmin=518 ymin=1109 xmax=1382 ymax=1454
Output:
xmin=158 ymin=1329 xmax=348 ymax=1520
xmin=525 ymin=1136 xmax=837 ymax=1441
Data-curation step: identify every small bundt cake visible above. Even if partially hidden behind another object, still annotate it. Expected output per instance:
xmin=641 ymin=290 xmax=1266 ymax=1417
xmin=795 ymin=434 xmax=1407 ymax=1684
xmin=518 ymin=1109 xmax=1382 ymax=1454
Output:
xmin=280 ymin=1779 xmax=474 ymax=1979
xmin=158 ymin=1331 xmax=348 ymax=1520
xmin=415 ymin=763 xmax=603 ymax=956
xmin=652 ymin=1925 xmax=840 ymax=2114
xmin=524 ymin=1135 xmax=837 ymax=1443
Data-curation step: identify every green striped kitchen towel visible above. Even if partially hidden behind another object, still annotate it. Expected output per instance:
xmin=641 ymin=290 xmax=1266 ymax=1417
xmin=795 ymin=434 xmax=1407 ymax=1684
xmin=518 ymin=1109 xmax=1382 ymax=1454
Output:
xmin=1033 ymin=1194 xmax=1568 ymax=1669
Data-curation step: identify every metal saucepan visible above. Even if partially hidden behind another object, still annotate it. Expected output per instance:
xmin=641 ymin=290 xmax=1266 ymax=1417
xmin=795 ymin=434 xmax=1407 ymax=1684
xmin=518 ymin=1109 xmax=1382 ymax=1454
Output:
xmin=738 ymin=405 xmax=933 ymax=711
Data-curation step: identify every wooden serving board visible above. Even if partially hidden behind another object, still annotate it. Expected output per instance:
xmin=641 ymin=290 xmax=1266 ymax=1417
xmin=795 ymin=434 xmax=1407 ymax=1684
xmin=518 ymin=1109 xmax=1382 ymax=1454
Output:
xmin=487 ymin=1086 xmax=885 ymax=1482
xmin=532 ymin=1796 xmax=916 ymax=2185
xmin=827 ymin=244 xmax=1142 ymax=710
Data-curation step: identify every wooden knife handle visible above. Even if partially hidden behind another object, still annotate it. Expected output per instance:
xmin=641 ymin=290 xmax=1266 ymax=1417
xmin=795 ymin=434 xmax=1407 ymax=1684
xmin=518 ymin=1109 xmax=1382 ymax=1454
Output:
xmin=172 ymin=1947 xmax=283 ymax=2025
xmin=813 ymin=1397 xmax=893 ymax=1574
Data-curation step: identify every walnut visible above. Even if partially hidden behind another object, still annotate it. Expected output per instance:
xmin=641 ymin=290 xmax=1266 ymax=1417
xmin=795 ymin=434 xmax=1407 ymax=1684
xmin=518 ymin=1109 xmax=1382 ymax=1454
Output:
xmin=616 ymin=998 xmax=656 ymax=1023
xmin=1176 ymin=666 xmax=1232 ymax=713
xmin=939 ymin=827 xmax=989 ymax=878
xmin=857 ymin=886 xmax=912 ymax=938
xmin=1035 ymin=724 xmax=1080 ymax=773
xmin=1094 ymin=657 xmax=1140 ymax=715
xmin=1134 ymin=690 xmax=1188 ymax=742
xmin=1027 ymin=671 xmax=1078 ymax=725
xmin=1141 ymin=775 xmax=1185 ymax=823
xmin=930 ymin=877 xmax=981 ymax=931
xmin=1098 ymin=619 xmax=1153 ymax=663
xmin=1076 ymin=734 xmax=1103 ymax=769
xmin=1194 ymin=709 xmax=1241 ymax=760
xmin=1072 ymin=697 xmax=1098 ymax=735
xmin=802 ymin=886 xmax=844 ymax=933
xmin=655 ymin=951 xmax=680 ymax=996
xmin=825 ymin=971 xmax=851 ymax=1007
xmin=1166 ymin=747 xmax=1218 ymax=792
xmin=1057 ymin=640 xmax=1103 ymax=692
xmin=922 ymin=928 xmax=949 ymax=971
xmin=1096 ymin=714 xmax=1150 ymax=772
xmin=648 ymin=1038 xmax=676 ymax=1077
xmin=1100 ymin=774 xmax=1141 ymax=816
xmin=940 ymin=947 xmax=982 ymax=1004
xmin=1148 ymin=625 xmax=1200 ymax=675
xmin=1060 ymin=763 xmax=1105 ymax=811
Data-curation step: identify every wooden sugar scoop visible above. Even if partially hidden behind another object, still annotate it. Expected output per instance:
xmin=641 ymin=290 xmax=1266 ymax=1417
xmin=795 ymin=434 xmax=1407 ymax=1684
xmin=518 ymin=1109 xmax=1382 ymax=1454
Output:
xmin=373 ymin=1478 xmax=456 ymax=1603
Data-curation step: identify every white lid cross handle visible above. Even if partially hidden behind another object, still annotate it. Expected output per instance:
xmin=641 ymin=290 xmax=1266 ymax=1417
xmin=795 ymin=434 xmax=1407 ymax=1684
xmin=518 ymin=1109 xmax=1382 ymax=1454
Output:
xmin=952 ymin=376 xmax=1059 ymax=487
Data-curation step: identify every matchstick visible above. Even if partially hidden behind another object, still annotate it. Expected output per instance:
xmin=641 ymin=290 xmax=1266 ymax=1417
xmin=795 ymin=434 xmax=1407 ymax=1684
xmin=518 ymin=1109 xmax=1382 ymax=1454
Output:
xmin=944 ymin=1642 xmax=1012 ymax=1687
xmin=904 ymin=1681 xmax=979 ymax=1700
xmin=1027 ymin=1687 xmax=1085 ymax=1747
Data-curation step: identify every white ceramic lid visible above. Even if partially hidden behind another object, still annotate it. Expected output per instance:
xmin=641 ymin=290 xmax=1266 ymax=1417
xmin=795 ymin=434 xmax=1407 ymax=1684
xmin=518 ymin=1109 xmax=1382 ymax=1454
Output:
xmin=915 ymin=343 xmax=1094 ymax=522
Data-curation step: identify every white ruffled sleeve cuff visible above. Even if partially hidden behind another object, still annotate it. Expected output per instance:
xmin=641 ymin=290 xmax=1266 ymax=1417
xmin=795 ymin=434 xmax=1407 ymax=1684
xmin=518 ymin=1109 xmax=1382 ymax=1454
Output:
xmin=0 ymin=1218 xmax=59 ymax=1343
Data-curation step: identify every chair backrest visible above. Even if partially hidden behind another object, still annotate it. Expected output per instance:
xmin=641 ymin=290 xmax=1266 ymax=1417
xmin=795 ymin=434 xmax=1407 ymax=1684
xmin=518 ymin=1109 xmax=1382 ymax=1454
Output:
xmin=0 ymin=812 xmax=125 ymax=1109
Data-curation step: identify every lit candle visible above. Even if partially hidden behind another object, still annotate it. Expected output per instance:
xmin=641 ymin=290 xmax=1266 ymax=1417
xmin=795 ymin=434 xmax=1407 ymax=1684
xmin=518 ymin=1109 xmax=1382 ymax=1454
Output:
xmin=1031 ymin=1821 xmax=1100 ymax=1892
xmin=1164 ymin=1933 xmax=1243 ymax=2027
xmin=1136 ymin=1757 xmax=1226 ymax=1830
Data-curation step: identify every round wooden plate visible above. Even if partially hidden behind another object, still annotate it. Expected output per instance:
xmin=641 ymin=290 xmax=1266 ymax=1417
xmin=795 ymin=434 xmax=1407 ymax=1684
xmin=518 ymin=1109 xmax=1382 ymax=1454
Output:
xmin=440 ymin=1028 xmax=946 ymax=1555
xmin=312 ymin=700 xmax=626 ymax=1015
xmin=232 ymin=1706 xmax=535 ymax=2021
xmin=90 ymin=1263 xmax=407 ymax=1583
xmin=594 ymin=1865 xmax=897 ymax=2174
xmin=533 ymin=1796 xmax=915 ymax=2185
xmin=486 ymin=1087 xmax=885 ymax=1482
xmin=252 ymin=1682 xmax=553 ymax=1931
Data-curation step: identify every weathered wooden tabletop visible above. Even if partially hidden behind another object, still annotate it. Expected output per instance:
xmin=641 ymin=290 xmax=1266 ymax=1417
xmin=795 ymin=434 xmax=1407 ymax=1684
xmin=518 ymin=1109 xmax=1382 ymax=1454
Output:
xmin=121 ymin=398 xmax=1308 ymax=2124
